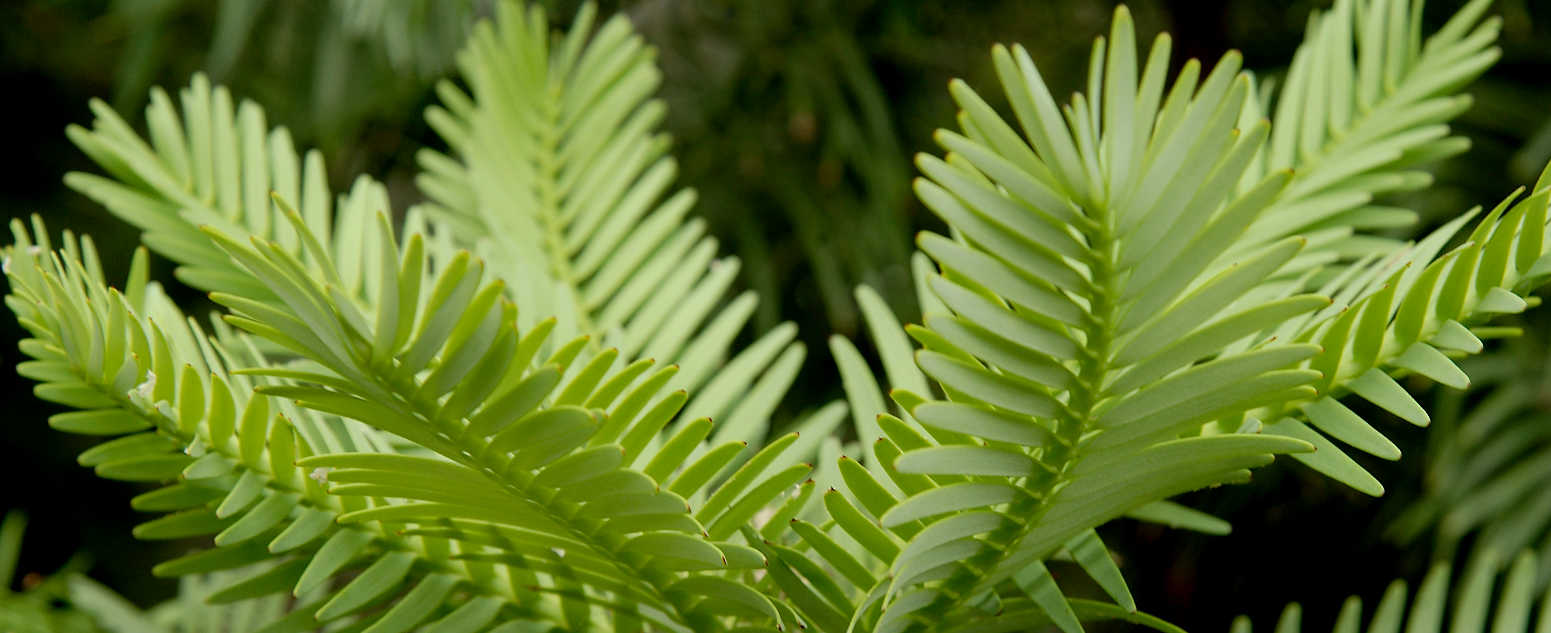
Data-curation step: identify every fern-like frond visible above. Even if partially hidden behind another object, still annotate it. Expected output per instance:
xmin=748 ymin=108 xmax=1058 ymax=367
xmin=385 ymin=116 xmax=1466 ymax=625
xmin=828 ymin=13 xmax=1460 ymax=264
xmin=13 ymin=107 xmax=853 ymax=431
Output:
xmin=1252 ymin=166 xmax=1551 ymax=494
xmin=64 ymin=74 xmax=395 ymax=312
xmin=3 ymin=224 xmax=567 ymax=632
xmin=1235 ymin=0 xmax=1499 ymax=258
xmin=1209 ymin=0 xmax=1525 ymax=493
xmin=66 ymin=0 xmax=834 ymax=479
xmin=414 ymin=3 xmax=817 ymax=453
xmin=1236 ymin=551 xmax=1550 ymax=633
xmin=772 ymin=8 xmax=1319 ymax=631
xmin=49 ymin=3 xmax=843 ymax=629
xmin=196 ymin=197 xmax=812 ymax=631
xmin=764 ymin=2 xmax=1544 ymax=631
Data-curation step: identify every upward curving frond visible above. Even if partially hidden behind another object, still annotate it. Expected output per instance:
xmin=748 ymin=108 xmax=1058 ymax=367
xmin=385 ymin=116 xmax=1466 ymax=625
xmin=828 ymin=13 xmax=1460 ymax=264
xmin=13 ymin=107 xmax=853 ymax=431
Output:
xmin=414 ymin=3 xmax=819 ymax=454
xmin=1235 ymin=0 xmax=1499 ymax=259
xmin=201 ymin=198 xmax=813 ymax=631
xmin=767 ymin=2 xmax=1549 ymax=632
xmin=42 ymin=3 xmax=850 ymax=630
xmin=64 ymin=74 xmax=395 ymax=311
xmin=1248 ymin=166 xmax=1551 ymax=494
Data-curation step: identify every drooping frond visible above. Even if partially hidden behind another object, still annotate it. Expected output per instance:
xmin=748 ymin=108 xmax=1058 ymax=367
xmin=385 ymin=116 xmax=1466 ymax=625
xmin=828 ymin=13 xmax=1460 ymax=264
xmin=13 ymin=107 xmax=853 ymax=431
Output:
xmin=413 ymin=3 xmax=821 ymax=453
xmin=8 ymin=205 xmax=817 ymax=630
xmin=1235 ymin=551 xmax=1551 ymax=633
xmin=762 ymin=2 xmax=1547 ymax=631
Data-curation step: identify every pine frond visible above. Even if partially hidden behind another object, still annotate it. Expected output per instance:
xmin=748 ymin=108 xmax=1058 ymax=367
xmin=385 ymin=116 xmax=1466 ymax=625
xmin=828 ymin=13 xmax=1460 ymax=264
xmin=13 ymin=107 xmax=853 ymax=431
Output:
xmin=766 ymin=2 xmax=1538 ymax=631
xmin=1236 ymin=551 xmax=1550 ymax=633
xmin=3 ymin=223 xmax=559 ymax=631
xmin=1235 ymin=0 xmax=1499 ymax=259
xmin=1254 ymin=166 xmax=1551 ymax=494
xmin=413 ymin=2 xmax=813 ymax=452
xmin=64 ymin=74 xmax=395 ymax=312
xmin=198 ymin=199 xmax=810 ymax=631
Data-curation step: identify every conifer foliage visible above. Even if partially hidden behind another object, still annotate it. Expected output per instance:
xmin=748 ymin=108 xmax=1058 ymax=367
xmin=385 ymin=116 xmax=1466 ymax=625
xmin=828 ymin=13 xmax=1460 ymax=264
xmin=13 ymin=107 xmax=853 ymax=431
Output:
xmin=6 ymin=0 xmax=1551 ymax=631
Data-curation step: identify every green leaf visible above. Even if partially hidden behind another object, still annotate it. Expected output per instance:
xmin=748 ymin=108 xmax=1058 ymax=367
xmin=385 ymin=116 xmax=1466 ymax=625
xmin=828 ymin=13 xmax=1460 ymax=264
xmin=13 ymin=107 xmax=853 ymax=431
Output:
xmin=667 ymin=575 xmax=781 ymax=626
xmin=1064 ymin=529 xmax=1135 ymax=612
xmin=1124 ymin=501 xmax=1231 ymax=535
xmin=1389 ymin=342 xmax=1469 ymax=389
xmin=213 ymin=492 xmax=294 ymax=546
xmin=1301 ymin=396 xmax=1401 ymax=460
xmin=1266 ymin=418 xmax=1383 ymax=496
xmin=1347 ymin=368 xmax=1430 ymax=426
xmin=1015 ymin=561 xmax=1084 ymax=633
xmin=620 ymin=533 xmax=726 ymax=569
xmin=419 ymin=597 xmax=504 ymax=633
xmin=917 ymin=350 xmax=1065 ymax=418
xmin=315 ymin=551 xmax=415 ymax=620
xmin=294 ymin=528 xmax=372 ymax=596
xmin=361 ymin=574 xmax=459 ymax=633
xmin=881 ymin=482 xmax=1024 ymax=527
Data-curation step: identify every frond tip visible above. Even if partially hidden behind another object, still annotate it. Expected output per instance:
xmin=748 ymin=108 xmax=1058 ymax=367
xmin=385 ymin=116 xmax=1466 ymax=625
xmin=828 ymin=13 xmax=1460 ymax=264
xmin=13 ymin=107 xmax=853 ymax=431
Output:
xmin=796 ymin=1 xmax=1525 ymax=631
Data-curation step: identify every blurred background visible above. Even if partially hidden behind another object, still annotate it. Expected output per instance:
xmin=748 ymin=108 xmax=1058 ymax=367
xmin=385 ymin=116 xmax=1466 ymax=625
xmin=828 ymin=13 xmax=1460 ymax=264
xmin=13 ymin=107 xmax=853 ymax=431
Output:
xmin=3 ymin=0 xmax=1551 ymax=629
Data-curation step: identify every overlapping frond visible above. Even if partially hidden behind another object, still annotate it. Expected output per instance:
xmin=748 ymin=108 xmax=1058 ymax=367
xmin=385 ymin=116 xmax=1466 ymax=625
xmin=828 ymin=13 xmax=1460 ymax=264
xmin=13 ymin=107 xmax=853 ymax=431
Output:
xmin=199 ymin=198 xmax=813 ymax=631
xmin=414 ymin=3 xmax=820 ymax=454
xmin=22 ymin=0 xmax=1550 ymax=631
xmin=43 ymin=3 xmax=847 ymax=630
xmin=64 ymin=74 xmax=394 ymax=311
xmin=4 ymin=224 xmax=550 ymax=632
xmin=66 ymin=0 xmax=842 ymax=462
xmin=1214 ymin=0 xmax=1527 ymax=493
xmin=1236 ymin=0 xmax=1499 ymax=258
xmin=1228 ymin=0 xmax=1495 ymax=257
xmin=1236 ymin=551 xmax=1551 ymax=633
xmin=766 ymin=2 xmax=1539 ymax=631
xmin=1254 ymin=166 xmax=1551 ymax=494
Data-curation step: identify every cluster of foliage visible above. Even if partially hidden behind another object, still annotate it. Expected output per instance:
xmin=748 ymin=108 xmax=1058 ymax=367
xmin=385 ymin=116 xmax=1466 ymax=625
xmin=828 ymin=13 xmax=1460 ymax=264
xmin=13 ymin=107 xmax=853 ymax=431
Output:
xmin=9 ymin=0 xmax=1551 ymax=631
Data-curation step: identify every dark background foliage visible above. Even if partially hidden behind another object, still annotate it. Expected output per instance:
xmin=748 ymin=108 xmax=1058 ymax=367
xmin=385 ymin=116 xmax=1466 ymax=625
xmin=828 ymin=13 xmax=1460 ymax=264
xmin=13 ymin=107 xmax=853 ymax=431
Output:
xmin=3 ymin=0 xmax=1550 ymax=629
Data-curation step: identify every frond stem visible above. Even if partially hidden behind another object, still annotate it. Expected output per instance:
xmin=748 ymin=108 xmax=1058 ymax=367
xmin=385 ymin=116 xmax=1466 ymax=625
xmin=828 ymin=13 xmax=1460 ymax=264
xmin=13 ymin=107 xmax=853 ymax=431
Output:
xmin=904 ymin=212 xmax=1119 ymax=626
xmin=367 ymin=362 xmax=701 ymax=627
xmin=534 ymin=93 xmax=602 ymax=348
xmin=37 ymin=333 xmax=542 ymax=622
